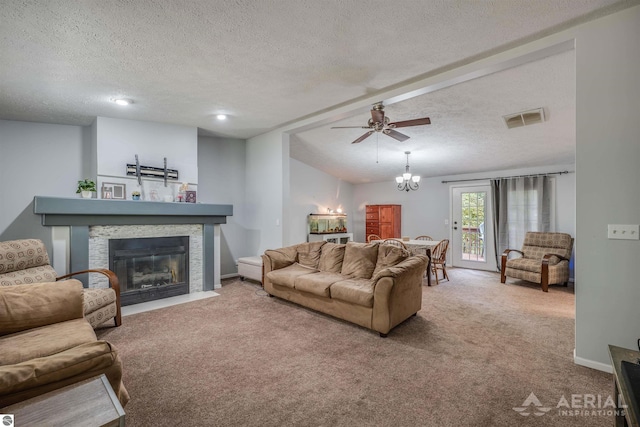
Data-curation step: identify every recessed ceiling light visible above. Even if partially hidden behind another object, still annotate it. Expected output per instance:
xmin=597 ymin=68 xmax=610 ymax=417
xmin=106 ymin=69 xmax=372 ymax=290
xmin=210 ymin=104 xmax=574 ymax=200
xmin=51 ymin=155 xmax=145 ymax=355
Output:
xmin=216 ymin=114 xmax=227 ymax=120
xmin=113 ymin=98 xmax=133 ymax=106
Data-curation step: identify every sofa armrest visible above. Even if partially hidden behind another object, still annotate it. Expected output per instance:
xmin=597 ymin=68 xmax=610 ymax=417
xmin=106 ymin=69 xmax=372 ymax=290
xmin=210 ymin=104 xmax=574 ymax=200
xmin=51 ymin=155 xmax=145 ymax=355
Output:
xmin=371 ymin=255 xmax=428 ymax=334
xmin=57 ymin=269 xmax=122 ymax=327
xmin=500 ymin=249 xmax=524 ymax=283
xmin=262 ymin=245 xmax=299 ymax=271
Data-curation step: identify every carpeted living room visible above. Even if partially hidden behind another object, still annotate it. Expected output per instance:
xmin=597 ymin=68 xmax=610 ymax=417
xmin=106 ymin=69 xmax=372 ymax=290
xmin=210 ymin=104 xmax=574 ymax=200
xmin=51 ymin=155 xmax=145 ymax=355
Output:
xmin=95 ymin=270 xmax=610 ymax=427
xmin=1 ymin=1 xmax=640 ymax=427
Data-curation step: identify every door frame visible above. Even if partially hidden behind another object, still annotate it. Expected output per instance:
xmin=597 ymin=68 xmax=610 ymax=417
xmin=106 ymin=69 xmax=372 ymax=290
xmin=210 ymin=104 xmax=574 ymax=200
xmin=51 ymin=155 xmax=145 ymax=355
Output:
xmin=450 ymin=184 xmax=497 ymax=272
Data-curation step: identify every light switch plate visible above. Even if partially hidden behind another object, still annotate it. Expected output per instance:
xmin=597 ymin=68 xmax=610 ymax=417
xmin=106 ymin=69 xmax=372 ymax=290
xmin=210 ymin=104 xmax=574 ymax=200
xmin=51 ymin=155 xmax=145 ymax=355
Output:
xmin=607 ymin=224 xmax=639 ymax=240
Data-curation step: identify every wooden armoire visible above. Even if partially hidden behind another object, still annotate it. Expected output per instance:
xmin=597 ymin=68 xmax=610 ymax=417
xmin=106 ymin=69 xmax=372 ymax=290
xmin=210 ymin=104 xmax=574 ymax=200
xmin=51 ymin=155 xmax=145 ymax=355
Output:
xmin=365 ymin=204 xmax=401 ymax=240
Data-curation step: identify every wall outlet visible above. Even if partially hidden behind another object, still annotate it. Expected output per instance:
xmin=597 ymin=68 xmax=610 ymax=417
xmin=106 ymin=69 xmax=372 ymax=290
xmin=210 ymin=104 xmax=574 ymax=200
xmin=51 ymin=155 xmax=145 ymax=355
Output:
xmin=607 ymin=224 xmax=639 ymax=240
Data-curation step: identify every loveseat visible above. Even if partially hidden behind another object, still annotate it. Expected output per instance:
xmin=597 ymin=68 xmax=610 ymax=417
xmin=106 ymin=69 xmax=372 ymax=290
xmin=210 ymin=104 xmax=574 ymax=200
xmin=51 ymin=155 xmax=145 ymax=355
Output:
xmin=262 ymin=241 xmax=429 ymax=337
xmin=0 ymin=279 xmax=129 ymax=408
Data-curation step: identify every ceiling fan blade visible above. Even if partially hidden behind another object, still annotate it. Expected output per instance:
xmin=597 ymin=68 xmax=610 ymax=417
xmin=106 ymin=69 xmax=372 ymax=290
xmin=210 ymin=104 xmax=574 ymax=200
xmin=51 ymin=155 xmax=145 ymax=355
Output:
xmin=383 ymin=129 xmax=410 ymax=142
xmin=331 ymin=126 xmax=373 ymax=129
xmin=352 ymin=131 xmax=374 ymax=144
xmin=371 ymin=108 xmax=385 ymax=124
xmin=388 ymin=117 xmax=431 ymax=128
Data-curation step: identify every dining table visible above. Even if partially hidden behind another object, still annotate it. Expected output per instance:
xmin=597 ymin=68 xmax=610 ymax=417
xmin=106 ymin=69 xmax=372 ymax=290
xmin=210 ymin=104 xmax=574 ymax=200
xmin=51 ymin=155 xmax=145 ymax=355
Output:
xmin=375 ymin=239 xmax=440 ymax=286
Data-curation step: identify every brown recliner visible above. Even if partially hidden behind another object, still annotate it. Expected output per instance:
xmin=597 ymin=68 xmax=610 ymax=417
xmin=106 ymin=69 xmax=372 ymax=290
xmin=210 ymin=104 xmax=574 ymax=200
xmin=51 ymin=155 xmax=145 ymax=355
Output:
xmin=0 ymin=239 xmax=121 ymax=328
xmin=500 ymin=232 xmax=573 ymax=292
xmin=0 ymin=280 xmax=128 ymax=407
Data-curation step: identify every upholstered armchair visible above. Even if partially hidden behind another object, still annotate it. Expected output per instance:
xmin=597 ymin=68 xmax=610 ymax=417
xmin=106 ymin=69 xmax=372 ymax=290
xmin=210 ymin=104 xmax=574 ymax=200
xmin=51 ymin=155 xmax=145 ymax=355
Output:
xmin=500 ymin=232 xmax=573 ymax=292
xmin=0 ymin=239 xmax=121 ymax=328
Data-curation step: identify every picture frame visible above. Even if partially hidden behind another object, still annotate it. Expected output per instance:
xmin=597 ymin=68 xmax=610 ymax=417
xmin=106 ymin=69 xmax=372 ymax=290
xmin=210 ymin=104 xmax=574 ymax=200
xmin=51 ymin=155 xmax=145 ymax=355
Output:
xmin=102 ymin=182 xmax=126 ymax=200
xmin=185 ymin=190 xmax=197 ymax=203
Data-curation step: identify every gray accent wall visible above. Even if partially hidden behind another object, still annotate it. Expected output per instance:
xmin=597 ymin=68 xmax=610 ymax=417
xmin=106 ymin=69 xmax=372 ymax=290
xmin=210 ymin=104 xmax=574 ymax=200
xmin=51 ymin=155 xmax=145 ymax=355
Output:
xmin=198 ymin=135 xmax=250 ymax=275
xmin=0 ymin=120 xmax=86 ymax=255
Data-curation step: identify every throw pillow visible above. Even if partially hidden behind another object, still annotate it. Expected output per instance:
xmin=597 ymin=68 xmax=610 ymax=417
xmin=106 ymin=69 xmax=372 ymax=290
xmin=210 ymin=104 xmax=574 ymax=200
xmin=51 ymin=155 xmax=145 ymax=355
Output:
xmin=318 ymin=243 xmax=346 ymax=272
xmin=297 ymin=241 xmax=326 ymax=269
xmin=372 ymin=244 xmax=410 ymax=277
xmin=341 ymin=242 xmax=379 ymax=279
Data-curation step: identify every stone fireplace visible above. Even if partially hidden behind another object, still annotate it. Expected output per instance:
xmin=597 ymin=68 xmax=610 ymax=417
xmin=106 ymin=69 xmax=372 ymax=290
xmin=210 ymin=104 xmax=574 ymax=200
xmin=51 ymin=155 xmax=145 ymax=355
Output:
xmin=33 ymin=196 xmax=233 ymax=302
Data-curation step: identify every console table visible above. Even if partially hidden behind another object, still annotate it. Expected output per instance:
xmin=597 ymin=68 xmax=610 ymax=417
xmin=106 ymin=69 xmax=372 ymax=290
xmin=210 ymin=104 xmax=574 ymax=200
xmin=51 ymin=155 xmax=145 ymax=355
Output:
xmin=609 ymin=344 xmax=640 ymax=427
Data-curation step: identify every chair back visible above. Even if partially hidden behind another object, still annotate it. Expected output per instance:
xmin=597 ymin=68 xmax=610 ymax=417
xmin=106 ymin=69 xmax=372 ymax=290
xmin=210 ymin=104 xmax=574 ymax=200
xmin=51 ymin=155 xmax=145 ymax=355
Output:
xmin=521 ymin=232 xmax=573 ymax=260
xmin=367 ymin=234 xmax=382 ymax=243
xmin=414 ymin=235 xmax=433 ymax=241
xmin=431 ymin=239 xmax=449 ymax=263
xmin=381 ymin=239 xmax=407 ymax=249
xmin=0 ymin=239 xmax=57 ymax=286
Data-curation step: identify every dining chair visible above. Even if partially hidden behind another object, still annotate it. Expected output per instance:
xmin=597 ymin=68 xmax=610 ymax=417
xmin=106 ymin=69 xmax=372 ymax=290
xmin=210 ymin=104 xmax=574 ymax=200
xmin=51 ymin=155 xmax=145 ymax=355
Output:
xmin=381 ymin=238 xmax=407 ymax=249
xmin=431 ymin=239 xmax=450 ymax=285
xmin=367 ymin=234 xmax=382 ymax=243
xmin=414 ymin=235 xmax=433 ymax=241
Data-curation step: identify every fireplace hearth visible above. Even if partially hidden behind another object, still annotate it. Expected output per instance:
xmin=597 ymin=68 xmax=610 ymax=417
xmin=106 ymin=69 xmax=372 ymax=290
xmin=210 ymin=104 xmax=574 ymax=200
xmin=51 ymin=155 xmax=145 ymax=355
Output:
xmin=109 ymin=236 xmax=189 ymax=306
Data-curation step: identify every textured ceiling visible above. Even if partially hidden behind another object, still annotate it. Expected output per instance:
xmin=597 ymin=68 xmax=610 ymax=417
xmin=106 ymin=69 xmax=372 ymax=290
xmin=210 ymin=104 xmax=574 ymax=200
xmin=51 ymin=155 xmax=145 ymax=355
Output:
xmin=0 ymin=0 xmax=636 ymax=182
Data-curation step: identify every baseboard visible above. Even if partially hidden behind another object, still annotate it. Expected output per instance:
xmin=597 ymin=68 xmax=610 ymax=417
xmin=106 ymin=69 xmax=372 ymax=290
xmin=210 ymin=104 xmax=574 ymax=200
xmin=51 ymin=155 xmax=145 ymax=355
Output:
xmin=573 ymin=349 xmax=613 ymax=373
xmin=214 ymin=284 xmax=222 ymax=290
xmin=221 ymin=273 xmax=239 ymax=279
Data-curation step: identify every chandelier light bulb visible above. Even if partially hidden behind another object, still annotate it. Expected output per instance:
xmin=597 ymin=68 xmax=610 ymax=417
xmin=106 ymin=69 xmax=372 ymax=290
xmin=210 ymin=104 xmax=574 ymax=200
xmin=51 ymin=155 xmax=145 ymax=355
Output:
xmin=396 ymin=151 xmax=420 ymax=192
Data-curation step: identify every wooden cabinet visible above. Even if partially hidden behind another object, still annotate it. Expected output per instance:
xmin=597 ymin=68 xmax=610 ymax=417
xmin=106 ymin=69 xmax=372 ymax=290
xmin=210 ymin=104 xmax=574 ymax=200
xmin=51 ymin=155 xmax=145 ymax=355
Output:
xmin=365 ymin=205 xmax=401 ymax=240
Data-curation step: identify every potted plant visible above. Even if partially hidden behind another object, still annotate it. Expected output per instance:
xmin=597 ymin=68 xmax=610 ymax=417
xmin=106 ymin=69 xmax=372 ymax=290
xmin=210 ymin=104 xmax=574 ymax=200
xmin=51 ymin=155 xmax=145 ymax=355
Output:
xmin=76 ymin=179 xmax=97 ymax=198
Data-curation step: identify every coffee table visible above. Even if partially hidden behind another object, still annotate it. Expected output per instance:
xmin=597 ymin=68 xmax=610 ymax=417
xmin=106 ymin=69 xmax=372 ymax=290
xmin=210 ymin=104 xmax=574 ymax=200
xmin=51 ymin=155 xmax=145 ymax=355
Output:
xmin=3 ymin=374 xmax=125 ymax=427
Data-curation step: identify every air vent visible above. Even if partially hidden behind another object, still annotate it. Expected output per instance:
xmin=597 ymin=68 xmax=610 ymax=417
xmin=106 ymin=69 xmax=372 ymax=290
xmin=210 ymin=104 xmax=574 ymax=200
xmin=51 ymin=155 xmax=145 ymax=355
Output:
xmin=503 ymin=108 xmax=545 ymax=129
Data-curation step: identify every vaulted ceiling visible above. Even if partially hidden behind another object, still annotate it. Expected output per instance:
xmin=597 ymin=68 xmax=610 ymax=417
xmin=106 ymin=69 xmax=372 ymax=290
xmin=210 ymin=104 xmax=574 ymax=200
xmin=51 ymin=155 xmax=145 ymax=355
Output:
xmin=1 ymin=0 xmax=635 ymax=183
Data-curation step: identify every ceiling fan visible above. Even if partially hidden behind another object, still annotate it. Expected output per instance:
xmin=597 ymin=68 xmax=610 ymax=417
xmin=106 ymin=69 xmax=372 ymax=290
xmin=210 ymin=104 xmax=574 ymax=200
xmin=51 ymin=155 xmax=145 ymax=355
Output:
xmin=331 ymin=102 xmax=431 ymax=144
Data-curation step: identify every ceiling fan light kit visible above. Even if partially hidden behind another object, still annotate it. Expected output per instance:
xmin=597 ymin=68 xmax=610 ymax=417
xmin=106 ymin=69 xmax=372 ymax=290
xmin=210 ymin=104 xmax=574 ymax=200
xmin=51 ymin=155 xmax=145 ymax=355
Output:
xmin=331 ymin=102 xmax=431 ymax=145
xmin=396 ymin=151 xmax=420 ymax=192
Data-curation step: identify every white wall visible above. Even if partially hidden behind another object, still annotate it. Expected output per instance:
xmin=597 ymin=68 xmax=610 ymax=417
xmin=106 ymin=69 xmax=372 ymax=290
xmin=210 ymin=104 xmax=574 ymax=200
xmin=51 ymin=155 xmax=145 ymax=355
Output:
xmin=574 ymin=6 xmax=640 ymax=369
xmin=0 ymin=119 xmax=86 ymax=252
xmin=353 ymin=164 xmax=576 ymax=244
xmin=245 ymin=130 xmax=288 ymax=253
xmin=289 ymin=158 xmax=355 ymax=244
xmin=198 ymin=135 xmax=249 ymax=276
xmin=94 ymin=117 xmax=198 ymax=183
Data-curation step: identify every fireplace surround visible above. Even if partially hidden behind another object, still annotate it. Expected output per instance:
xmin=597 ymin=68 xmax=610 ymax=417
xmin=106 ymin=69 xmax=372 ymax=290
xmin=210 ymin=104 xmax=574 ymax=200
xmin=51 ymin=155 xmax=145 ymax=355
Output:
xmin=33 ymin=196 xmax=233 ymax=298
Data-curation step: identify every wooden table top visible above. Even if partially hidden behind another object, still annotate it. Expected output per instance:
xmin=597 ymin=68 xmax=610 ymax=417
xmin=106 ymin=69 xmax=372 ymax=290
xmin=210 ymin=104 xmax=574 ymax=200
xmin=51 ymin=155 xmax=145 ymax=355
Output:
xmin=609 ymin=344 xmax=640 ymax=427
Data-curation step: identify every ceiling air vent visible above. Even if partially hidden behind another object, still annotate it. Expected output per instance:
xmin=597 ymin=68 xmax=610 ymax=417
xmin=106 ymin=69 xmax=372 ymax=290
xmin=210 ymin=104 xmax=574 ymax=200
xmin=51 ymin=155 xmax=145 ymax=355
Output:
xmin=503 ymin=108 xmax=545 ymax=129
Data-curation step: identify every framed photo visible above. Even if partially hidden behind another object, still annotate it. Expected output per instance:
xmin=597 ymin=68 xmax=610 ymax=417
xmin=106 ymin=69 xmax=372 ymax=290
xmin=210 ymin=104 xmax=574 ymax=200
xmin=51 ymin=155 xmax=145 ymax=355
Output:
xmin=102 ymin=183 xmax=126 ymax=200
xmin=185 ymin=190 xmax=197 ymax=203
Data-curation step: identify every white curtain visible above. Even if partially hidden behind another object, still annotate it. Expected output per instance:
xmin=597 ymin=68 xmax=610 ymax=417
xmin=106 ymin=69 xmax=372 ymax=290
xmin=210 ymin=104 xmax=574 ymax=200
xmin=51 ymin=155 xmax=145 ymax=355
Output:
xmin=492 ymin=176 xmax=554 ymax=267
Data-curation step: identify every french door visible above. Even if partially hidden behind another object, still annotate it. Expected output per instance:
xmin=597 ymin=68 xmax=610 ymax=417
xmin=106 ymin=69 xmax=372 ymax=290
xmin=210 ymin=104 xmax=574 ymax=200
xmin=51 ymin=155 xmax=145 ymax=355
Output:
xmin=451 ymin=186 xmax=497 ymax=271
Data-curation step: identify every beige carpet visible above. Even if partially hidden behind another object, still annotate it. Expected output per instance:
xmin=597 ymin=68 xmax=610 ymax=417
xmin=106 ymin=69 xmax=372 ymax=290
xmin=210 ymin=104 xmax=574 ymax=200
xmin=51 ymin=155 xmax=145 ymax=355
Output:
xmin=97 ymin=269 xmax=613 ymax=427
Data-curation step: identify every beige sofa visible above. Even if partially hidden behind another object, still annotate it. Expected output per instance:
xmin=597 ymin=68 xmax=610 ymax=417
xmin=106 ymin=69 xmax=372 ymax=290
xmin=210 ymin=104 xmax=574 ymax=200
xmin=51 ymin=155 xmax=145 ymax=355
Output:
xmin=262 ymin=241 xmax=429 ymax=337
xmin=0 ymin=280 xmax=129 ymax=408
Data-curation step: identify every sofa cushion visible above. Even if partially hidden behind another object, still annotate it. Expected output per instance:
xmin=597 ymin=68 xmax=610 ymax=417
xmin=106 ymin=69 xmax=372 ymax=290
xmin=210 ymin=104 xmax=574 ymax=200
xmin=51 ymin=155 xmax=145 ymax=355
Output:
xmin=264 ymin=245 xmax=298 ymax=270
xmin=372 ymin=245 xmax=410 ymax=277
xmin=0 ymin=280 xmax=84 ymax=336
xmin=340 ymin=242 xmax=379 ymax=279
xmin=296 ymin=241 xmax=326 ymax=269
xmin=318 ymin=243 xmax=346 ymax=273
xmin=0 ymin=318 xmax=97 ymax=366
xmin=330 ymin=278 xmax=375 ymax=308
xmin=265 ymin=263 xmax=318 ymax=289
xmin=294 ymin=272 xmax=345 ymax=298
xmin=0 ymin=265 xmax=58 ymax=286
xmin=0 ymin=340 xmax=118 ymax=397
xmin=83 ymin=288 xmax=117 ymax=315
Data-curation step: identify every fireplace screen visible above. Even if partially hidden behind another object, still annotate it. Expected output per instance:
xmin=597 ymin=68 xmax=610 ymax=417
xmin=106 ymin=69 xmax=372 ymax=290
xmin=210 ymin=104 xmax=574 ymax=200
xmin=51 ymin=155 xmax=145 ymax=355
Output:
xmin=109 ymin=236 xmax=189 ymax=306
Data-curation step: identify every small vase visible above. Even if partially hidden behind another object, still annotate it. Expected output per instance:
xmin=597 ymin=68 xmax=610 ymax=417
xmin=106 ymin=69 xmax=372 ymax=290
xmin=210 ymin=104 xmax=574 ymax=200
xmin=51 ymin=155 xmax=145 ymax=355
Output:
xmin=81 ymin=191 xmax=92 ymax=199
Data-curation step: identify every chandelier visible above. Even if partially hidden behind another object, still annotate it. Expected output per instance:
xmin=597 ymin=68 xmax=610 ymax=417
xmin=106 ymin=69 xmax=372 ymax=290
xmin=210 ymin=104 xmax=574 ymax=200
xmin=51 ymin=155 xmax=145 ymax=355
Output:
xmin=395 ymin=151 xmax=420 ymax=192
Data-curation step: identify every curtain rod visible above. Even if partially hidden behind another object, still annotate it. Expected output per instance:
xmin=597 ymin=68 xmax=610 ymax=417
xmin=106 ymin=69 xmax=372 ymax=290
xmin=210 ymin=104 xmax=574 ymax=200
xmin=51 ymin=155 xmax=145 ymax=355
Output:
xmin=441 ymin=170 xmax=573 ymax=184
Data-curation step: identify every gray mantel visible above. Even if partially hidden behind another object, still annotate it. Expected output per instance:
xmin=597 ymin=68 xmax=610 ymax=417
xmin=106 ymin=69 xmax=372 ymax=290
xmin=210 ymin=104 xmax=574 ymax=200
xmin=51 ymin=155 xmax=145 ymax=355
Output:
xmin=33 ymin=196 xmax=233 ymax=290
